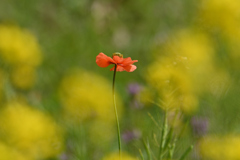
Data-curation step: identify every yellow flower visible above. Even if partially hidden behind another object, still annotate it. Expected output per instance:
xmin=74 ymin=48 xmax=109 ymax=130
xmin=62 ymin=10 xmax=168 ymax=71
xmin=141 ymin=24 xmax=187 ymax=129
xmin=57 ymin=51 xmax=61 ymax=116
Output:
xmin=147 ymin=57 xmax=198 ymax=113
xmin=0 ymin=25 xmax=42 ymax=67
xmin=152 ymin=29 xmax=215 ymax=93
xmin=148 ymin=58 xmax=193 ymax=93
xmin=200 ymin=0 xmax=240 ymax=39
xmin=147 ymin=29 xmax=218 ymax=113
xmin=199 ymin=135 xmax=240 ymax=160
xmin=102 ymin=152 xmax=137 ymax=160
xmin=0 ymin=69 xmax=5 ymax=101
xmin=0 ymin=25 xmax=42 ymax=90
xmin=199 ymin=0 xmax=240 ymax=68
xmin=59 ymin=69 xmax=123 ymax=124
xmin=0 ymin=102 xmax=64 ymax=159
xmin=0 ymin=142 xmax=32 ymax=160
xmin=165 ymin=30 xmax=215 ymax=92
xmin=161 ymin=89 xmax=198 ymax=114
xmin=59 ymin=69 xmax=124 ymax=149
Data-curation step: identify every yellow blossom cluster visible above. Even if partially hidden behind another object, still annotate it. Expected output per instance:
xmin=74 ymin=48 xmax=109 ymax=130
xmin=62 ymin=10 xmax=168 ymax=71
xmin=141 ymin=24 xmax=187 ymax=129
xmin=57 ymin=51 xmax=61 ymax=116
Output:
xmin=0 ymin=142 xmax=32 ymax=160
xmin=148 ymin=58 xmax=197 ymax=113
xmin=59 ymin=69 xmax=122 ymax=123
xmin=199 ymin=135 xmax=240 ymax=160
xmin=199 ymin=0 xmax=240 ymax=68
xmin=0 ymin=25 xmax=42 ymax=89
xmin=102 ymin=152 xmax=137 ymax=160
xmin=0 ymin=102 xmax=64 ymax=159
xmin=148 ymin=29 xmax=230 ymax=113
xmin=59 ymin=69 xmax=123 ymax=147
xmin=200 ymin=0 xmax=240 ymax=40
xmin=0 ymin=69 xmax=5 ymax=101
xmin=148 ymin=30 xmax=210 ymax=113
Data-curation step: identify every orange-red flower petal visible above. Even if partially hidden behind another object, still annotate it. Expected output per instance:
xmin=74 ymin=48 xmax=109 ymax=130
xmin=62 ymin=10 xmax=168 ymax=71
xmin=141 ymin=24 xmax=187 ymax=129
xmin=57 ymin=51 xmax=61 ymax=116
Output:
xmin=110 ymin=64 xmax=137 ymax=72
xmin=96 ymin=53 xmax=138 ymax=72
xmin=121 ymin=57 xmax=138 ymax=66
xmin=96 ymin=52 xmax=115 ymax=67
xmin=112 ymin=56 xmax=123 ymax=64
xmin=123 ymin=64 xmax=137 ymax=72
xmin=110 ymin=65 xmax=126 ymax=72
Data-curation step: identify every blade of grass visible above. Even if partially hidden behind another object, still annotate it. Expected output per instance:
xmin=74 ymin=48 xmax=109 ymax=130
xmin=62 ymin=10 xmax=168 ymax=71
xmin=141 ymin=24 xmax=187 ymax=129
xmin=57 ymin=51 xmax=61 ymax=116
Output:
xmin=143 ymin=138 xmax=152 ymax=160
xmin=148 ymin=112 xmax=161 ymax=130
xmin=163 ymin=110 xmax=179 ymax=151
xmin=159 ymin=111 xmax=168 ymax=160
xmin=179 ymin=145 xmax=193 ymax=160
xmin=153 ymin=133 xmax=160 ymax=147
xmin=163 ymin=126 xmax=173 ymax=151
xmin=139 ymin=149 xmax=144 ymax=160
xmin=168 ymin=137 xmax=177 ymax=159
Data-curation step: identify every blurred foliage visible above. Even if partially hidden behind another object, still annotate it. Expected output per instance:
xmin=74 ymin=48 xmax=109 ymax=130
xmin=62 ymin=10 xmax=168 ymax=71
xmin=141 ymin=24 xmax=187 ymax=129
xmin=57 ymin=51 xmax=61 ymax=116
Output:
xmin=0 ymin=0 xmax=240 ymax=160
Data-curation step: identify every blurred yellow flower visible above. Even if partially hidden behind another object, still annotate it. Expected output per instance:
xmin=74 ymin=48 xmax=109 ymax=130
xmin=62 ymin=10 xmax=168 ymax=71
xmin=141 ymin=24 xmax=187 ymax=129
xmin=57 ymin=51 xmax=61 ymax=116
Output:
xmin=200 ymin=0 xmax=240 ymax=38
xmin=161 ymin=89 xmax=198 ymax=114
xmin=147 ymin=29 xmax=217 ymax=113
xmin=0 ymin=25 xmax=42 ymax=67
xmin=199 ymin=0 xmax=240 ymax=68
xmin=0 ymin=102 xmax=64 ymax=159
xmin=148 ymin=58 xmax=193 ymax=93
xmin=228 ymin=39 xmax=240 ymax=68
xmin=163 ymin=30 xmax=215 ymax=93
xmin=0 ymin=25 xmax=43 ymax=90
xmin=59 ymin=69 xmax=123 ymax=124
xmin=102 ymin=152 xmax=137 ymax=160
xmin=147 ymin=57 xmax=198 ymax=113
xmin=0 ymin=142 xmax=32 ymax=160
xmin=0 ymin=69 xmax=5 ymax=101
xmin=152 ymin=29 xmax=216 ymax=91
xmin=199 ymin=135 xmax=240 ymax=160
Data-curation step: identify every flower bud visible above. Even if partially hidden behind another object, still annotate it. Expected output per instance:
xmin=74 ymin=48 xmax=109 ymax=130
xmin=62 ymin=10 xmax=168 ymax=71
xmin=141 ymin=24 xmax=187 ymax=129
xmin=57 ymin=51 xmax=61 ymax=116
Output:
xmin=112 ymin=52 xmax=123 ymax=58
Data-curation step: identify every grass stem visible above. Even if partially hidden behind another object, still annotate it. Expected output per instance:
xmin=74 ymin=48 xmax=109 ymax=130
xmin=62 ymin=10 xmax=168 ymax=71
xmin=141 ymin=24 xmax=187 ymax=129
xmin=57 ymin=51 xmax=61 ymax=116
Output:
xmin=159 ymin=110 xmax=168 ymax=160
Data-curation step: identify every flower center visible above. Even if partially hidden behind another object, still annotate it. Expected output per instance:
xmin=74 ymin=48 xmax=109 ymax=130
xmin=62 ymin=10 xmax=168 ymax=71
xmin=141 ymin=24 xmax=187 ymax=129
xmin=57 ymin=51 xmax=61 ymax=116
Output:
xmin=112 ymin=52 xmax=123 ymax=58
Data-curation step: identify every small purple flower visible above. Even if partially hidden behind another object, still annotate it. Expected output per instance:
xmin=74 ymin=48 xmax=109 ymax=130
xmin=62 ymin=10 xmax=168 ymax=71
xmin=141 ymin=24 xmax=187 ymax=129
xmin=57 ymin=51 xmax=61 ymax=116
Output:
xmin=190 ymin=117 xmax=209 ymax=137
xmin=127 ymin=83 xmax=142 ymax=96
xmin=122 ymin=129 xmax=141 ymax=143
xmin=59 ymin=153 xmax=69 ymax=160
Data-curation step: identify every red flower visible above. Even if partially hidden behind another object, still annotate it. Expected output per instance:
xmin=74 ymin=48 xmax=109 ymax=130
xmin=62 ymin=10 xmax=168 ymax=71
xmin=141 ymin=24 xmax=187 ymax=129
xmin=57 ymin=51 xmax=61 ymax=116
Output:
xmin=96 ymin=52 xmax=138 ymax=72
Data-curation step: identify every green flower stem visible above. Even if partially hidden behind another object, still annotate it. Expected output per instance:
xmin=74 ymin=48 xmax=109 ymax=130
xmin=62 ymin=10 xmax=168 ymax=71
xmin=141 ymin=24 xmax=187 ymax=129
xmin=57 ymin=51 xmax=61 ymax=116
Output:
xmin=112 ymin=64 xmax=121 ymax=158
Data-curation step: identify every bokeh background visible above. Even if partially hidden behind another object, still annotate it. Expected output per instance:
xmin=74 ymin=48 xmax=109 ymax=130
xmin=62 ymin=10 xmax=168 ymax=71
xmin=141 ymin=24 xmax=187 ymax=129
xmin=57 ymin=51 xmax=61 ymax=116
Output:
xmin=0 ymin=0 xmax=240 ymax=160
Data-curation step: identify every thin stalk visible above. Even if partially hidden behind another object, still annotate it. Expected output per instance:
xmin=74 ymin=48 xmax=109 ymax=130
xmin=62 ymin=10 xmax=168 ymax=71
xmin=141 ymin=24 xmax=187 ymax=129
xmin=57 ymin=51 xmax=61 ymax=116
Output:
xmin=159 ymin=111 xmax=168 ymax=160
xmin=164 ymin=110 xmax=179 ymax=151
xmin=168 ymin=137 xmax=177 ymax=159
xmin=139 ymin=149 xmax=145 ymax=160
xmin=164 ymin=127 xmax=173 ymax=151
xmin=143 ymin=139 xmax=152 ymax=160
xmin=112 ymin=64 xmax=121 ymax=158
xmin=148 ymin=112 xmax=161 ymax=130
xmin=179 ymin=145 xmax=193 ymax=160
